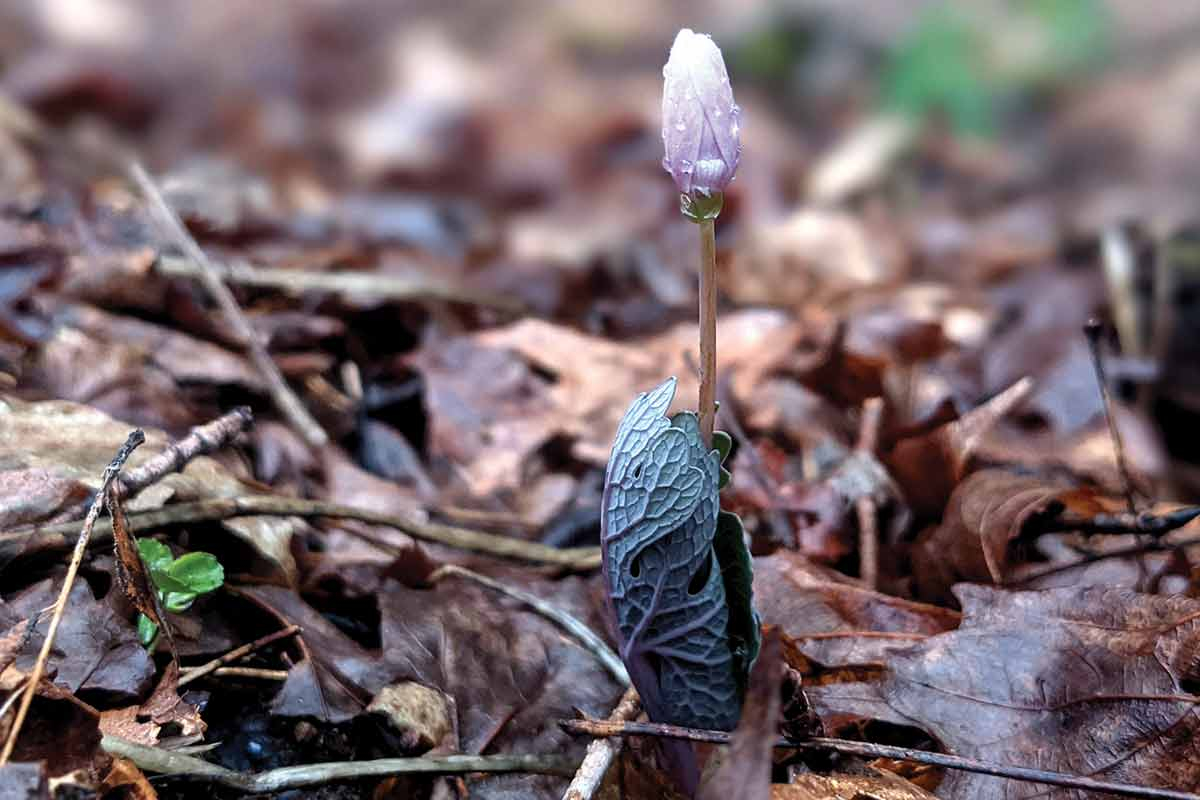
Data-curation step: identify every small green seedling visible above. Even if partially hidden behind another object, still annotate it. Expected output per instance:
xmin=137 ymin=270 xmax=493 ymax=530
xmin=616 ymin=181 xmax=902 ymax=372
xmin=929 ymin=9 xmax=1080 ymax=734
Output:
xmin=136 ymin=538 xmax=225 ymax=648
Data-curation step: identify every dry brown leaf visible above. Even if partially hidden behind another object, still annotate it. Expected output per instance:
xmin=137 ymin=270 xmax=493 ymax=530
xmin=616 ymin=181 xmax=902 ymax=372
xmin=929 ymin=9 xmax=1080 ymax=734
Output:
xmin=753 ymin=551 xmax=958 ymax=669
xmin=886 ymin=377 xmax=1033 ymax=518
xmin=107 ymin=487 xmax=176 ymax=662
xmin=411 ymin=311 xmax=794 ymax=495
xmin=776 ymin=770 xmax=937 ymax=800
xmin=842 ymin=586 xmax=1200 ymax=800
xmin=99 ymin=756 xmax=157 ymax=800
xmin=8 ymin=578 xmax=154 ymax=700
xmin=0 ymin=396 xmax=299 ymax=582
xmin=911 ymin=468 xmax=1112 ymax=603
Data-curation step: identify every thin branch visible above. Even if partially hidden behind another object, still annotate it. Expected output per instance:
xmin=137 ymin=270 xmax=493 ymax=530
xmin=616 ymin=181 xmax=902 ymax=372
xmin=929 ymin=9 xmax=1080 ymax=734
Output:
xmin=1006 ymin=533 xmax=1200 ymax=586
xmin=127 ymin=161 xmax=328 ymax=449
xmin=4 ymin=496 xmax=601 ymax=571
xmin=855 ymin=397 xmax=884 ymax=589
xmin=179 ymin=624 xmax=300 ymax=688
xmin=117 ymin=407 xmax=253 ymax=499
xmin=102 ymin=736 xmax=576 ymax=792
xmin=206 ymin=667 xmax=288 ymax=681
xmin=1041 ymin=506 xmax=1200 ymax=537
xmin=561 ymin=687 xmax=640 ymax=800
xmin=431 ymin=565 xmax=628 ymax=685
xmin=1084 ymin=318 xmax=1138 ymax=513
xmin=0 ymin=430 xmax=145 ymax=764
xmin=157 ymin=255 xmax=522 ymax=312
xmin=559 ymin=719 xmax=1200 ymax=800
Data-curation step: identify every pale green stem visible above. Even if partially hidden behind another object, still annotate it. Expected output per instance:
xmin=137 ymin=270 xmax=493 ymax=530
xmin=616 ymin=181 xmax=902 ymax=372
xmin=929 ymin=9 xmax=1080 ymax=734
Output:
xmin=698 ymin=218 xmax=717 ymax=444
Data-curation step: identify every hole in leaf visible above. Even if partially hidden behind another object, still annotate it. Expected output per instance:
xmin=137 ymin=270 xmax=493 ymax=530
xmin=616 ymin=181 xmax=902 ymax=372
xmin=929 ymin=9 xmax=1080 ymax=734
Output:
xmin=632 ymin=464 xmax=643 ymax=479
xmin=687 ymin=552 xmax=714 ymax=595
xmin=629 ymin=553 xmax=642 ymax=578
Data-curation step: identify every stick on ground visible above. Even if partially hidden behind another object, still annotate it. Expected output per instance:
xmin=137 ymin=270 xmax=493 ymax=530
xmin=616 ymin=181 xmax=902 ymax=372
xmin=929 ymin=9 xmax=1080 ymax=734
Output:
xmin=432 ymin=565 xmax=628 ymax=685
xmin=179 ymin=624 xmax=300 ymax=688
xmin=128 ymin=161 xmax=328 ymax=449
xmin=103 ymin=736 xmax=576 ymax=793
xmin=117 ymin=407 xmax=253 ymax=500
xmin=560 ymin=718 xmax=1199 ymax=800
xmin=0 ymin=429 xmax=144 ymax=764
xmin=5 ymin=496 xmax=601 ymax=570
xmin=561 ymin=687 xmax=641 ymax=800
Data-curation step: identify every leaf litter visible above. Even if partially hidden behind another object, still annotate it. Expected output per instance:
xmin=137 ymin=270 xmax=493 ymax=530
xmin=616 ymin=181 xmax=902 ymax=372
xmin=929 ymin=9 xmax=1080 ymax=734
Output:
xmin=1 ymin=2 xmax=1200 ymax=799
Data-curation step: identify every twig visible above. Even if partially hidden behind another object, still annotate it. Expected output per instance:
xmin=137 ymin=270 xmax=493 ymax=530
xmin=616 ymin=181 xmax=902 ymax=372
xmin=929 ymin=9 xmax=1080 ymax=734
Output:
xmin=206 ymin=667 xmax=289 ymax=681
xmin=559 ymin=719 xmax=1200 ymax=800
xmin=117 ymin=407 xmax=254 ymax=499
xmin=698 ymin=217 xmax=718 ymax=444
xmin=1084 ymin=319 xmax=1138 ymax=513
xmin=431 ymin=565 xmax=628 ymax=685
xmin=102 ymin=736 xmax=576 ymax=792
xmin=855 ymin=397 xmax=884 ymax=589
xmin=1040 ymin=506 xmax=1200 ymax=537
xmin=855 ymin=499 xmax=879 ymax=590
xmin=127 ymin=161 xmax=328 ymax=449
xmin=0 ymin=430 xmax=145 ymax=764
xmin=561 ymin=687 xmax=640 ymax=800
xmin=4 ymin=496 xmax=601 ymax=570
xmin=1006 ymin=533 xmax=1200 ymax=586
xmin=178 ymin=624 xmax=300 ymax=688
xmin=157 ymin=255 xmax=522 ymax=313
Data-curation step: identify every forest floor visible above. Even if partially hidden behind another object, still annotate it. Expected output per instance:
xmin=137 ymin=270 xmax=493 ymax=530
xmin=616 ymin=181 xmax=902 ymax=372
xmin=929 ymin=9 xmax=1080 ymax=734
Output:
xmin=3 ymin=1 xmax=1200 ymax=799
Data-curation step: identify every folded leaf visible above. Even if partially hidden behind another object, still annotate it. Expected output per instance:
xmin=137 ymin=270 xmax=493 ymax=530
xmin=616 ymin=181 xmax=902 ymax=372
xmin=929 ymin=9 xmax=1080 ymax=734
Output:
xmin=601 ymin=377 xmax=756 ymax=732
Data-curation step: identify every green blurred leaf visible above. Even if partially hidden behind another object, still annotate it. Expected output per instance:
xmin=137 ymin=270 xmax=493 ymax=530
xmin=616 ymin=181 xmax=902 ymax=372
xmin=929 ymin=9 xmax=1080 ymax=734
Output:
xmin=137 ymin=613 xmax=158 ymax=648
xmin=163 ymin=592 xmax=197 ymax=613
xmin=167 ymin=552 xmax=224 ymax=595
xmin=136 ymin=538 xmax=173 ymax=573
xmin=148 ymin=569 xmax=194 ymax=596
xmin=881 ymin=5 xmax=994 ymax=136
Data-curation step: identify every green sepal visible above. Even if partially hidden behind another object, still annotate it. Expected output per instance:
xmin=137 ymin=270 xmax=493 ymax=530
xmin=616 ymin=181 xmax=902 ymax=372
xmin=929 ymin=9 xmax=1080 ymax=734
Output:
xmin=712 ymin=430 xmax=733 ymax=464
xmin=680 ymin=191 xmax=724 ymax=223
xmin=712 ymin=509 xmax=761 ymax=699
xmin=713 ymin=430 xmax=733 ymax=490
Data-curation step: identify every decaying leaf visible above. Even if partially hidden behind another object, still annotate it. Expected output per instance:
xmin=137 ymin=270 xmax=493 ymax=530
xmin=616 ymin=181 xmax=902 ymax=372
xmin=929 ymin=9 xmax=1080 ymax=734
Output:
xmin=0 ymin=396 xmax=299 ymax=582
xmin=826 ymin=585 xmax=1200 ymax=800
xmin=753 ymin=551 xmax=958 ymax=668
xmin=107 ymin=488 xmax=176 ymax=661
xmin=380 ymin=575 xmax=622 ymax=799
xmin=885 ymin=377 xmax=1034 ymax=518
xmin=7 ymin=578 xmax=154 ymax=700
xmin=911 ymin=469 xmax=1111 ymax=603
xmin=777 ymin=769 xmax=938 ymax=800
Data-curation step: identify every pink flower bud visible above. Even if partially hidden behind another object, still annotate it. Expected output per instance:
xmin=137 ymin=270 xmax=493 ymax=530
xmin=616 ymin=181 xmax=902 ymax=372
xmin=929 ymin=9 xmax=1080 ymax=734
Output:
xmin=661 ymin=29 xmax=741 ymax=198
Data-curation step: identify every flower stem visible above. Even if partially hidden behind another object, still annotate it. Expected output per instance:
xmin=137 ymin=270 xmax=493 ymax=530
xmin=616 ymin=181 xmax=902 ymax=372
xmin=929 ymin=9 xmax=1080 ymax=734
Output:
xmin=698 ymin=217 xmax=717 ymax=444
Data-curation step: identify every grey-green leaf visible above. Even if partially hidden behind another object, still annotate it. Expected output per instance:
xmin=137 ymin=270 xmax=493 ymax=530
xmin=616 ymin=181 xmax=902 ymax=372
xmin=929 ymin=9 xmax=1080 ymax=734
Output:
xmin=601 ymin=377 xmax=757 ymax=734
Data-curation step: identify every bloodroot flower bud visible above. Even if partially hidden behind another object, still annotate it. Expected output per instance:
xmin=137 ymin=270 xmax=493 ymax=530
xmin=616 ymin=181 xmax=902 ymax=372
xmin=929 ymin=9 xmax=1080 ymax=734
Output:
xmin=661 ymin=29 xmax=741 ymax=205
